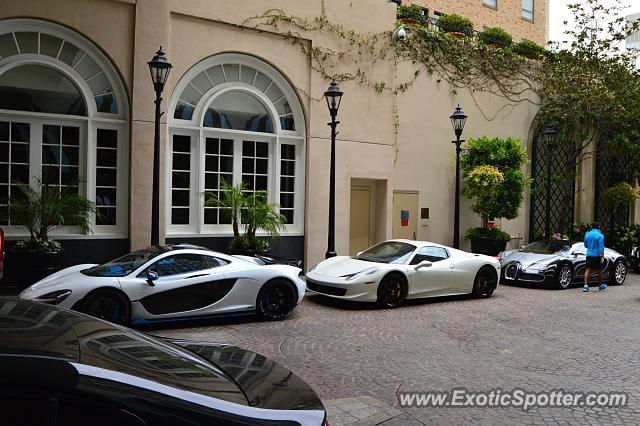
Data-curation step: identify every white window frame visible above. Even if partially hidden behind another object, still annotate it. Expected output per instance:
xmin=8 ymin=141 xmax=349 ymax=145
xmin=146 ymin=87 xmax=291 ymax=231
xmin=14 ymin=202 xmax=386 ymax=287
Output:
xmin=521 ymin=0 xmax=534 ymax=21
xmin=167 ymin=53 xmax=306 ymax=238
xmin=0 ymin=19 xmax=129 ymax=240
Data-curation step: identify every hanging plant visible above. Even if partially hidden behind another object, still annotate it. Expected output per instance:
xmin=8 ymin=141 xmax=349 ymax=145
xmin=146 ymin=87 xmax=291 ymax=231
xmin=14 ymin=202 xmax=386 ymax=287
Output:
xmin=478 ymin=27 xmax=512 ymax=48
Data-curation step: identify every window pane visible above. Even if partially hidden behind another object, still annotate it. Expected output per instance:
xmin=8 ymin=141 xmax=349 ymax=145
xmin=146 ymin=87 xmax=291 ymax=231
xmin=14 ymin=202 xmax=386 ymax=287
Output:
xmin=173 ymin=135 xmax=191 ymax=153
xmin=0 ymin=122 xmax=8 ymax=141
xmin=173 ymin=101 xmax=194 ymax=120
xmin=0 ymin=65 xmax=87 ymax=116
xmin=204 ymin=91 xmax=273 ymax=133
xmin=0 ymin=33 xmax=18 ymax=58
xmin=483 ymin=0 xmax=497 ymax=7
xmin=253 ymin=72 xmax=271 ymax=92
xmin=11 ymin=144 xmax=28 ymax=164
xmin=173 ymin=153 xmax=190 ymax=171
xmin=0 ymin=143 xmax=8 ymax=163
xmin=281 ymin=209 xmax=294 ymax=224
xmin=205 ymin=65 xmax=225 ymax=85
xmin=58 ymin=42 xmax=83 ymax=67
xmin=62 ymin=126 xmax=80 ymax=145
xmin=522 ymin=0 xmax=534 ymax=20
xmin=220 ymin=139 xmax=234 ymax=155
xmin=97 ymin=129 xmax=117 ymax=148
xmin=75 ymin=54 xmax=101 ymax=79
xmin=281 ymin=160 xmax=295 ymax=176
xmin=40 ymin=33 xmax=62 ymax=57
xmin=206 ymin=138 xmax=219 ymax=154
xmin=172 ymin=190 xmax=189 ymax=206
xmin=172 ymin=171 xmax=190 ymax=189
xmin=61 ymin=166 xmax=79 ymax=185
xmin=96 ymin=168 xmax=117 ymax=186
xmin=97 ymin=207 xmax=117 ymax=225
xmin=281 ymin=176 xmax=294 ymax=192
xmin=172 ymin=208 xmax=189 ymax=225
xmin=15 ymin=32 xmax=38 ymax=54
xmin=171 ymin=135 xmax=191 ymax=225
xmin=223 ymin=64 xmax=239 ymax=82
xmin=240 ymin=66 xmax=257 ymax=85
xmin=281 ymin=144 xmax=295 ymax=160
xmin=95 ymin=93 xmax=118 ymax=113
xmin=11 ymin=123 xmax=30 ymax=142
xmin=191 ymin=72 xmax=213 ymax=94
xmin=96 ymin=188 xmax=116 ymax=206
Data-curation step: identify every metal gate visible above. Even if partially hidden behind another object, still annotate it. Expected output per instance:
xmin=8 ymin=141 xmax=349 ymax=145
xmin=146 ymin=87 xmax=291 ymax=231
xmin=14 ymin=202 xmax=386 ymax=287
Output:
xmin=529 ymin=130 xmax=576 ymax=241
xmin=594 ymin=151 xmax=630 ymax=232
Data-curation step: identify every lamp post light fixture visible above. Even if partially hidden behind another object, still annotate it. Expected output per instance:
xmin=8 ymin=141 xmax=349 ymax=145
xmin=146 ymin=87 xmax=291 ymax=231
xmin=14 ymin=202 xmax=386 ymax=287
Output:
xmin=542 ymin=126 xmax=558 ymax=239
xmin=450 ymin=104 xmax=468 ymax=249
xmin=324 ymin=80 xmax=344 ymax=259
xmin=147 ymin=47 xmax=172 ymax=246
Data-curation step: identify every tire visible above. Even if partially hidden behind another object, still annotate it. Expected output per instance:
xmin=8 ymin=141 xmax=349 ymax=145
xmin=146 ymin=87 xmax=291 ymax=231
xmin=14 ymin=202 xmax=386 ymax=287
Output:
xmin=611 ymin=260 xmax=627 ymax=285
xmin=81 ymin=290 xmax=131 ymax=325
xmin=376 ymin=273 xmax=408 ymax=308
xmin=256 ymin=279 xmax=297 ymax=320
xmin=472 ymin=266 xmax=497 ymax=298
xmin=554 ymin=263 xmax=573 ymax=290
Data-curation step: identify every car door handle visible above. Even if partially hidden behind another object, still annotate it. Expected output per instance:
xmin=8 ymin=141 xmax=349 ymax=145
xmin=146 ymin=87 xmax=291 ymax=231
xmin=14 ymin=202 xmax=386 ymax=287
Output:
xmin=185 ymin=273 xmax=208 ymax=279
xmin=449 ymin=264 xmax=455 ymax=269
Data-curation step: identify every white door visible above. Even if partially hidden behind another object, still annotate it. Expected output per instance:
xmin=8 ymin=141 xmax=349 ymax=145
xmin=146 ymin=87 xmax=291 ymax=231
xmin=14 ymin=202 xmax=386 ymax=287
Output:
xmin=408 ymin=246 xmax=459 ymax=297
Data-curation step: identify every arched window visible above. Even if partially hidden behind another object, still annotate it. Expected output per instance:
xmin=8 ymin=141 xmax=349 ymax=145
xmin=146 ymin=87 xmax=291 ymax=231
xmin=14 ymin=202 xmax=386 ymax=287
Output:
xmin=168 ymin=53 xmax=305 ymax=237
xmin=0 ymin=19 xmax=129 ymax=237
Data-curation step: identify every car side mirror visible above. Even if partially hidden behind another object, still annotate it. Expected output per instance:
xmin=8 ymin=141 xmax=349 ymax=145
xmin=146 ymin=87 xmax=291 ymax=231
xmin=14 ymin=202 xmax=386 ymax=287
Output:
xmin=414 ymin=260 xmax=433 ymax=270
xmin=356 ymin=251 xmax=364 ymax=257
xmin=146 ymin=270 xmax=159 ymax=286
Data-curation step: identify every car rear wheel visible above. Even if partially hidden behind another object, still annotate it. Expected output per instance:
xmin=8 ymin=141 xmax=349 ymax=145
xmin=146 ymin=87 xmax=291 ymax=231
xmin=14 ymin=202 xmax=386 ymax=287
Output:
xmin=555 ymin=264 xmax=573 ymax=289
xmin=611 ymin=260 xmax=627 ymax=285
xmin=257 ymin=279 xmax=297 ymax=320
xmin=376 ymin=273 xmax=408 ymax=308
xmin=472 ymin=267 xmax=497 ymax=298
xmin=82 ymin=290 xmax=131 ymax=325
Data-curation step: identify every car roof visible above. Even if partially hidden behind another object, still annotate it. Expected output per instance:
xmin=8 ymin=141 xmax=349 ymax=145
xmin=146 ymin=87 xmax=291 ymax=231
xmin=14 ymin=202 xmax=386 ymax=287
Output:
xmin=0 ymin=297 xmax=247 ymax=406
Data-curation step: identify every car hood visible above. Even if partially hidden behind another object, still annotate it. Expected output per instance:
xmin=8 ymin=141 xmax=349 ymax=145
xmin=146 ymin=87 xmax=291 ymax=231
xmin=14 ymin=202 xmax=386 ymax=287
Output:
xmin=168 ymin=339 xmax=325 ymax=412
xmin=500 ymin=251 xmax=562 ymax=269
xmin=312 ymin=256 xmax=383 ymax=278
xmin=19 ymin=264 xmax=99 ymax=296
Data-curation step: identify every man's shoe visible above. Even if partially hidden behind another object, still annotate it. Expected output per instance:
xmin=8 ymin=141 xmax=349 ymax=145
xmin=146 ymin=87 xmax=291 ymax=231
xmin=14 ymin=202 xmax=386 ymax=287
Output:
xmin=599 ymin=283 xmax=607 ymax=291
xmin=582 ymin=284 xmax=589 ymax=292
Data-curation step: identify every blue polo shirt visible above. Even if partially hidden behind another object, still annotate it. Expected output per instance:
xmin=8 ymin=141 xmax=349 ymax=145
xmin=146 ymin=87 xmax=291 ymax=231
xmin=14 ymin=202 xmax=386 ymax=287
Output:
xmin=584 ymin=229 xmax=604 ymax=257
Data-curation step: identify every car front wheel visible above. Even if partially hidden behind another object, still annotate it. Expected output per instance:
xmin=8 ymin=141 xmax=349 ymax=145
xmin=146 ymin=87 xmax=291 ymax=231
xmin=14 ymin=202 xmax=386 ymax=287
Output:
xmin=376 ymin=273 xmax=408 ymax=308
xmin=82 ymin=290 xmax=131 ymax=325
xmin=555 ymin=264 xmax=573 ymax=289
xmin=257 ymin=279 xmax=297 ymax=320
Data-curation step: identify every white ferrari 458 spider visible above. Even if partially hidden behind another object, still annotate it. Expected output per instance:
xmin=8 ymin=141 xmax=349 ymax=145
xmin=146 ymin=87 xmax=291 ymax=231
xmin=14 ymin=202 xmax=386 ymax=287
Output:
xmin=306 ymin=240 xmax=500 ymax=308
xmin=19 ymin=244 xmax=305 ymax=325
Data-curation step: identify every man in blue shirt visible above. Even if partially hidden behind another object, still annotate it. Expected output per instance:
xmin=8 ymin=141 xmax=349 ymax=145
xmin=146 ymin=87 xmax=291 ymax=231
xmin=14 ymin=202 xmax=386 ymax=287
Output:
xmin=583 ymin=222 xmax=606 ymax=292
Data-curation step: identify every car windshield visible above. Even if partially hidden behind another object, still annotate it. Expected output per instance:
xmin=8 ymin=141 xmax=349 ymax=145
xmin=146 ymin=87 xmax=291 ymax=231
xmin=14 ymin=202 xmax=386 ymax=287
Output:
xmin=356 ymin=241 xmax=416 ymax=264
xmin=521 ymin=240 xmax=572 ymax=254
xmin=82 ymin=249 xmax=164 ymax=277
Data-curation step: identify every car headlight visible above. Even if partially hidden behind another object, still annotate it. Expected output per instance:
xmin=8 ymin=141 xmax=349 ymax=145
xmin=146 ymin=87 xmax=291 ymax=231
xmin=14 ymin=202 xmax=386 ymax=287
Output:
xmin=341 ymin=267 xmax=379 ymax=281
xmin=34 ymin=289 xmax=72 ymax=305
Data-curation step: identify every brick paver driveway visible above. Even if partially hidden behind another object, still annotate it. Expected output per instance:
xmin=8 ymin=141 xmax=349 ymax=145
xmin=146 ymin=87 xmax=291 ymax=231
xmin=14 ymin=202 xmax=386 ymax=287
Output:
xmin=153 ymin=274 xmax=640 ymax=425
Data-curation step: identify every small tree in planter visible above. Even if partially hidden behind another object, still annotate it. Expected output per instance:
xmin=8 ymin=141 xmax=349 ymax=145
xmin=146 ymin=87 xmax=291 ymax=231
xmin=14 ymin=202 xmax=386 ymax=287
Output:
xmin=478 ymin=27 xmax=512 ymax=48
xmin=396 ymin=4 xmax=427 ymax=26
xmin=205 ymin=179 xmax=286 ymax=253
xmin=511 ymin=39 xmax=546 ymax=59
xmin=7 ymin=177 xmax=96 ymax=289
xmin=461 ymin=137 xmax=528 ymax=255
xmin=438 ymin=14 xmax=474 ymax=38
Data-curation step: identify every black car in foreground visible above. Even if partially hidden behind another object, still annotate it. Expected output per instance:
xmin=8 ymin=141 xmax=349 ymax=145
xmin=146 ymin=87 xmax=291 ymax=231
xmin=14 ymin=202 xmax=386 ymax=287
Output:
xmin=0 ymin=297 xmax=326 ymax=426
xmin=499 ymin=240 xmax=627 ymax=289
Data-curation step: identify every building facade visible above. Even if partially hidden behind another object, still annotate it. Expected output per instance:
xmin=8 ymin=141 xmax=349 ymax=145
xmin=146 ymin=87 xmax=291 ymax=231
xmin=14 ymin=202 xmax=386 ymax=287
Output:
xmin=409 ymin=0 xmax=548 ymax=46
xmin=0 ymin=0 xmax=592 ymax=277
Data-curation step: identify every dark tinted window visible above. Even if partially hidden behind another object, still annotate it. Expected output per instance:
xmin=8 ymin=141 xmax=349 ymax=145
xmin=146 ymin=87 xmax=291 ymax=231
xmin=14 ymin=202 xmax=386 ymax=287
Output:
xmin=356 ymin=241 xmax=416 ymax=264
xmin=521 ymin=240 xmax=572 ymax=254
xmin=146 ymin=254 xmax=212 ymax=277
xmin=83 ymin=249 xmax=164 ymax=277
xmin=410 ymin=246 xmax=449 ymax=264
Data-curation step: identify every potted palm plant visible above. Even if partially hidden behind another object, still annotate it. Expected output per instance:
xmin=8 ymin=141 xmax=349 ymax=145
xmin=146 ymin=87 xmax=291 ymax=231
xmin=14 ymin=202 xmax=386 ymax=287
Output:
xmin=205 ymin=179 xmax=286 ymax=254
xmin=7 ymin=177 xmax=96 ymax=290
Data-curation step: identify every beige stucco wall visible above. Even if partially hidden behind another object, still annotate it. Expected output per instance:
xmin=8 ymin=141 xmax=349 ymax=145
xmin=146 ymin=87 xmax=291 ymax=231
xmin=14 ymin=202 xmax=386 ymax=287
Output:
xmin=410 ymin=0 xmax=548 ymax=46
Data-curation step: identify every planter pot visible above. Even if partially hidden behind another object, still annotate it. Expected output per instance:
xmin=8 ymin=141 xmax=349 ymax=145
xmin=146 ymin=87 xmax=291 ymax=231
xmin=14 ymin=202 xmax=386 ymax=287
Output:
xmin=398 ymin=17 xmax=421 ymax=26
xmin=447 ymin=31 xmax=468 ymax=39
xmin=11 ymin=250 xmax=62 ymax=291
xmin=469 ymin=237 xmax=508 ymax=256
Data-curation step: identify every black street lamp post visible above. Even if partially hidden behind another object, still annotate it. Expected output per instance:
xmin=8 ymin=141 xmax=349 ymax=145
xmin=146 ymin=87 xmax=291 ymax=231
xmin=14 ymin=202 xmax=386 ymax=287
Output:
xmin=450 ymin=105 xmax=467 ymax=249
xmin=324 ymin=81 xmax=343 ymax=259
xmin=542 ymin=127 xmax=558 ymax=239
xmin=147 ymin=47 xmax=172 ymax=246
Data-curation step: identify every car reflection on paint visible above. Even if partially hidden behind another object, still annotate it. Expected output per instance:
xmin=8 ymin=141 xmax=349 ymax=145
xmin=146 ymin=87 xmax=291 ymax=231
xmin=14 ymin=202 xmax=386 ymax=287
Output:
xmin=0 ymin=297 xmax=327 ymax=426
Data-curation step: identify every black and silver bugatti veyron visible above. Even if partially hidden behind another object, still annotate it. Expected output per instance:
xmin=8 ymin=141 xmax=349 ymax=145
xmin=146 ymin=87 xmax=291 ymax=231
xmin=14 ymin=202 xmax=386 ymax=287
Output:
xmin=499 ymin=240 xmax=627 ymax=289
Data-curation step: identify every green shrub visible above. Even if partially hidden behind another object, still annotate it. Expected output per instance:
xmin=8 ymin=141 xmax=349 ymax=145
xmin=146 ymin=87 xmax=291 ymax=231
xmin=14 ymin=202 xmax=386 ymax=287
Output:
xmin=511 ymin=39 xmax=546 ymax=59
xmin=603 ymin=182 xmax=638 ymax=212
xmin=464 ymin=227 xmax=511 ymax=242
xmin=478 ymin=27 xmax=512 ymax=47
xmin=229 ymin=235 xmax=269 ymax=251
xmin=609 ymin=224 xmax=640 ymax=257
xmin=397 ymin=4 xmax=427 ymax=26
xmin=438 ymin=14 xmax=474 ymax=37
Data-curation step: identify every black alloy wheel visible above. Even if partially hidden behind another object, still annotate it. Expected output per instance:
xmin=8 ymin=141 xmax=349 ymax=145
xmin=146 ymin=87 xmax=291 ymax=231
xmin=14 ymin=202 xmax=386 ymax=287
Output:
xmin=257 ymin=279 xmax=297 ymax=320
xmin=472 ymin=267 xmax=497 ymax=298
xmin=82 ymin=290 xmax=131 ymax=325
xmin=376 ymin=273 xmax=408 ymax=308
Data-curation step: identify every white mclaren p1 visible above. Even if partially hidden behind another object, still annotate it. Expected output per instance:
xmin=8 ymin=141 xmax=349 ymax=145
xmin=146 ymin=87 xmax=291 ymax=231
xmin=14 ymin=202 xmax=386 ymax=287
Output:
xmin=306 ymin=240 xmax=500 ymax=308
xmin=19 ymin=244 xmax=305 ymax=325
